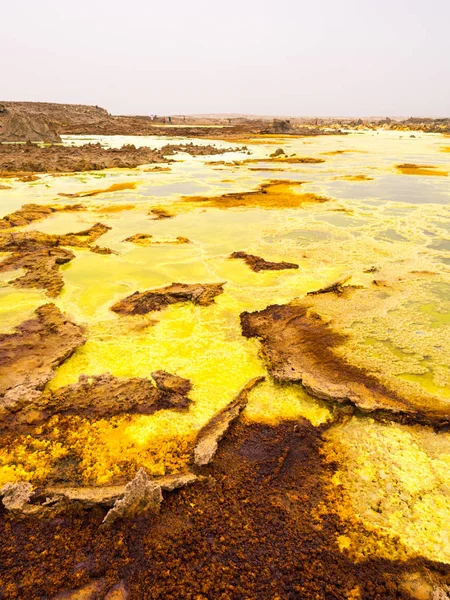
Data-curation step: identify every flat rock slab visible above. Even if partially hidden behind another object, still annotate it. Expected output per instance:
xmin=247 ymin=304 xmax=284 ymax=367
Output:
xmin=111 ymin=282 xmax=225 ymax=316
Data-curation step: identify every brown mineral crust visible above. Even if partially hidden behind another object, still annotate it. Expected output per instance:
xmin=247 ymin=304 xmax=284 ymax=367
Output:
xmin=0 ymin=304 xmax=86 ymax=410
xmin=0 ymin=223 xmax=110 ymax=252
xmin=243 ymin=155 xmax=325 ymax=164
xmin=160 ymin=143 xmax=248 ymax=156
xmin=240 ymin=303 xmax=450 ymax=426
xmin=123 ymin=234 xmax=190 ymax=246
xmin=0 ymin=223 xmax=110 ymax=295
xmin=111 ymin=282 xmax=225 ymax=316
xmin=0 ymin=371 xmax=192 ymax=433
xmin=1 ymin=418 xmax=449 ymax=599
xmin=230 ymin=251 xmax=299 ymax=272
xmin=0 ymin=143 xmax=167 ymax=174
xmin=0 ymin=203 xmax=84 ymax=230
xmin=148 ymin=208 xmax=173 ymax=220
xmin=90 ymin=245 xmax=117 ymax=255
xmin=0 ymin=247 xmax=75 ymax=296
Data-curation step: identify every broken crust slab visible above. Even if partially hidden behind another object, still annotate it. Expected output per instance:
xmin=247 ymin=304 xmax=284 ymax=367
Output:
xmin=240 ymin=303 xmax=450 ymax=427
xmin=0 ymin=471 xmax=198 ymax=519
xmin=0 ymin=203 xmax=84 ymax=230
xmin=0 ymin=371 xmax=193 ymax=433
xmin=0 ymin=247 xmax=75 ymax=297
xmin=111 ymin=282 xmax=225 ymax=316
xmin=0 ymin=223 xmax=111 ymax=295
xmin=0 ymin=303 xmax=86 ymax=408
xmin=194 ymin=376 xmax=265 ymax=466
xmin=230 ymin=251 xmax=299 ymax=272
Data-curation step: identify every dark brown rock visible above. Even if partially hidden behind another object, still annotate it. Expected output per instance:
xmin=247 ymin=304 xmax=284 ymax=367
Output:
xmin=230 ymin=251 xmax=298 ymax=272
xmin=111 ymin=282 xmax=225 ymax=316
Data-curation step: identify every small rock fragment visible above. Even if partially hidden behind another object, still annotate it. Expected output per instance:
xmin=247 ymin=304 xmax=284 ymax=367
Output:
xmin=0 ymin=482 xmax=33 ymax=511
xmin=102 ymin=468 xmax=163 ymax=524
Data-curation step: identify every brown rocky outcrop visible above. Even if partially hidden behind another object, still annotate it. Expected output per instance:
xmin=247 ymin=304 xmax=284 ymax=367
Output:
xmin=0 ymin=113 xmax=61 ymax=143
xmin=230 ymin=251 xmax=299 ymax=272
xmin=111 ymin=282 xmax=225 ymax=316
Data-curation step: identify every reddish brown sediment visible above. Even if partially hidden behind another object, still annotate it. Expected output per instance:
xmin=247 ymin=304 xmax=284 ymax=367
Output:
xmin=111 ymin=282 xmax=225 ymax=316
xmin=123 ymin=234 xmax=190 ymax=246
xmin=0 ymin=223 xmax=110 ymax=295
xmin=334 ymin=174 xmax=374 ymax=181
xmin=0 ymin=223 xmax=110 ymax=252
xmin=230 ymin=251 xmax=299 ymax=272
xmin=0 ymin=203 xmax=84 ymax=230
xmin=182 ymin=180 xmax=331 ymax=210
xmin=0 ymin=304 xmax=86 ymax=410
xmin=240 ymin=303 xmax=450 ymax=426
xmin=1 ymin=418 xmax=449 ymax=599
xmin=0 ymin=372 xmax=192 ymax=434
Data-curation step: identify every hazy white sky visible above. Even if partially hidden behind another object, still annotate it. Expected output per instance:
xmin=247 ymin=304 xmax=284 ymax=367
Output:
xmin=2 ymin=0 xmax=449 ymax=117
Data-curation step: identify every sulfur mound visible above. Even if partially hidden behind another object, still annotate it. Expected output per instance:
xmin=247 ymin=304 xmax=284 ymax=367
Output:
xmin=230 ymin=251 xmax=299 ymax=272
xmin=111 ymin=282 xmax=225 ymax=316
